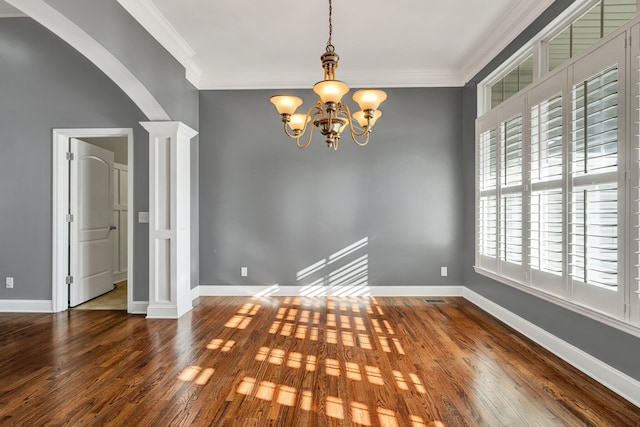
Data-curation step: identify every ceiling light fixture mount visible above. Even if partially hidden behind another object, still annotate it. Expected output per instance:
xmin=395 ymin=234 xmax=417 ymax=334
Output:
xmin=270 ymin=0 xmax=387 ymax=151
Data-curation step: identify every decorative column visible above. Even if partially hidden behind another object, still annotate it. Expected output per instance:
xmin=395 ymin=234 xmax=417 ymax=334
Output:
xmin=141 ymin=121 xmax=198 ymax=319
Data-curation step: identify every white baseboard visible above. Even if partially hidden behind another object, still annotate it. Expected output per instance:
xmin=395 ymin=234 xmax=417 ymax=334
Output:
xmin=463 ymin=288 xmax=640 ymax=408
xmin=114 ymin=272 xmax=127 ymax=283
xmin=198 ymin=284 xmax=464 ymax=297
xmin=129 ymin=301 xmax=148 ymax=315
xmin=370 ymin=285 xmax=464 ymax=296
xmin=0 ymin=299 xmax=53 ymax=312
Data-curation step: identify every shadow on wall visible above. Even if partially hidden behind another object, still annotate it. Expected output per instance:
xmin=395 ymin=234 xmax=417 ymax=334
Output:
xmin=256 ymin=237 xmax=369 ymax=297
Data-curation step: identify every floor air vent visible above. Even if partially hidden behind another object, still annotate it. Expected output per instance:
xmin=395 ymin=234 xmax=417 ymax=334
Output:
xmin=424 ymin=298 xmax=448 ymax=304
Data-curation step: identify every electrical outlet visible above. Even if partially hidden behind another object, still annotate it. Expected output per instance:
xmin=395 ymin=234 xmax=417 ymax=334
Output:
xmin=6 ymin=277 xmax=13 ymax=288
xmin=440 ymin=267 xmax=448 ymax=277
xmin=241 ymin=267 xmax=248 ymax=277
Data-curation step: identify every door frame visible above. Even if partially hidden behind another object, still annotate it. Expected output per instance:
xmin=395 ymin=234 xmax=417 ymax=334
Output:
xmin=52 ymin=128 xmax=134 ymax=312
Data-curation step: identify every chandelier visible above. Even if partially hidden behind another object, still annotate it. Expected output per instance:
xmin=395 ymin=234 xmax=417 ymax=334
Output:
xmin=270 ymin=0 xmax=387 ymax=151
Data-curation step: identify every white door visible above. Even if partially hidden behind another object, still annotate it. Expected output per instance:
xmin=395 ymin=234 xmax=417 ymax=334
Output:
xmin=69 ymin=138 xmax=115 ymax=307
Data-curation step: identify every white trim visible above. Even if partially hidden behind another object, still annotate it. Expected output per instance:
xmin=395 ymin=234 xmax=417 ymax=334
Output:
xmin=464 ymin=288 xmax=640 ymax=408
xmin=0 ymin=300 xmax=52 ymax=312
xmin=462 ymin=0 xmax=556 ymax=84
xmin=116 ymin=0 xmax=201 ymax=88
xmin=129 ymin=301 xmax=149 ymax=315
xmin=370 ymin=285 xmax=464 ymax=296
xmin=196 ymin=69 xmax=466 ymax=90
xmin=475 ymin=266 xmax=640 ymax=339
xmin=197 ymin=285 xmax=464 ymax=297
xmin=140 ymin=121 xmax=198 ymax=320
xmin=6 ymin=0 xmax=170 ymax=121
xmin=52 ymin=128 xmax=135 ymax=314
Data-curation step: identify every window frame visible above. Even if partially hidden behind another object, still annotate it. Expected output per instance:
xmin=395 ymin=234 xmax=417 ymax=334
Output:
xmin=475 ymin=15 xmax=639 ymax=338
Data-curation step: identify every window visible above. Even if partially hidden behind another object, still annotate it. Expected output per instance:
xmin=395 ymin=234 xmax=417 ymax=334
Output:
xmin=481 ymin=0 xmax=637 ymax=117
xmin=475 ymin=23 xmax=634 ymax=330
xmin=548 ymin=1 xmax=636 ymax=71
xmin=490 ymin=56 xmax=534 ymax=109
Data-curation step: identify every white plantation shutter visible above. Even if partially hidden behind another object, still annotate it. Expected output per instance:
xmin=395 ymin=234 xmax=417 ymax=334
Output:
xmin=569 ymin=33 xmax=625 ymax=316
xmin=528 ymin=71 xmax=567 ymax=294
xmin=477 ymin=114 xmax=499 ymax=271
xmin=500 ymin=192 xmax=523 ymax=264
xmin=479 ymin=194 xmax=497 ymax=258
xmin=501 ymin=116 xmax=523 ymax=188
xmin=498 ymin=98 xmax=526 ymax=280
xmin=531 ymin=94 xmax=563 ymax=183
xmin=530 ymin=190 xmax=563 ymax=273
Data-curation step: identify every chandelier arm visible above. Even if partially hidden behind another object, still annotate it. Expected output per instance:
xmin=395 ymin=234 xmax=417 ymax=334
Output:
xmin=282 ymin=122 xmax=300 ymax=139
xmin=282 ymin=104 xmax=320 ymax=140
xmin=342 ymin=103 xmax=369 ymax=137
xmin=296 ymin=120 xmax=314 ymax=149
xmin=349 ymin=128 xmax=371 ymax=146
xmin=295 ymin=107 xmax=324 ymax=149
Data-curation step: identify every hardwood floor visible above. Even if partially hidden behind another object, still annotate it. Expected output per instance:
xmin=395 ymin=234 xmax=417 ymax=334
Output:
xmin=0 ymin=296 xmax=638 ymax=426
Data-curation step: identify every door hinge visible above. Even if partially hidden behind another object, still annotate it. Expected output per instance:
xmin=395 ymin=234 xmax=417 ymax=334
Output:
xmin=66 ymin=152 xmax=74 ymax=161
xmin=65 ymin=276 xmax=73 ymax=285
xmin=66 ymin=214 xmax=74 ymax=222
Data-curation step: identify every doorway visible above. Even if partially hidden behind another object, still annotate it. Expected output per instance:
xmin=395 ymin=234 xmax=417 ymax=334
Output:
xmin=52 ymin=129 xmax=134 ymax=312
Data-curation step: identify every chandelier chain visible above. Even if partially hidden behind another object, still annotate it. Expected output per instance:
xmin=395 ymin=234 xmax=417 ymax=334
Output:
xmin=326 ymin=0 xmax=334 ymax=52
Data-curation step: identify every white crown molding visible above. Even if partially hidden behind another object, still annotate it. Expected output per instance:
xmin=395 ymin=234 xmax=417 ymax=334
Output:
xmin=6 ymin=0 xmax=170 ymax=121
xmin=197 ymin=68 xmax=466 ymax=90
xmin=117 ymin=0 xmax=202 ymax=87
xmin=462 ymin=0 xmax=556 ymax=83
xmin=0 ymin=299 xmax=52 ymax=312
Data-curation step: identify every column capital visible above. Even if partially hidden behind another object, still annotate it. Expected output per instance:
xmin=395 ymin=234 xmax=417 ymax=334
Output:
xmin=140 ymin=121 xmax=198 ymax=140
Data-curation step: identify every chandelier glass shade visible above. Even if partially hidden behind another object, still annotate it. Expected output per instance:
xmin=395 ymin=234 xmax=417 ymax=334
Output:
xmin=269 ymin=0 xmax=387 ymax=150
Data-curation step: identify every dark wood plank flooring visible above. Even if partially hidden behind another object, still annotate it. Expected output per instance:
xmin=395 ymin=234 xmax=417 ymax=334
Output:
xmin=0 ymin=296 xmax=638 ymax=426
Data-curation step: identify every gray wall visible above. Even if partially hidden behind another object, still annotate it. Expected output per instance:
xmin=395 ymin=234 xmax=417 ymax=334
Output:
xmin=199 ymin=88 xmax=464 ymax=289
xmin=0 ymin=17 xmax=149 ymax=300
xmin=462 ymin=0 xmax=640 ymax=381
xmin=43 ymin=0 xmax=200 ymax=289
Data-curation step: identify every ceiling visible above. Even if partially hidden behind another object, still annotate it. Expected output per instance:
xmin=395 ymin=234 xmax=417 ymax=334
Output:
xmin=3 ymin=0 xmax=557 ymax=89
xmin=120 ymin=0 xmax=555 ymax=89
